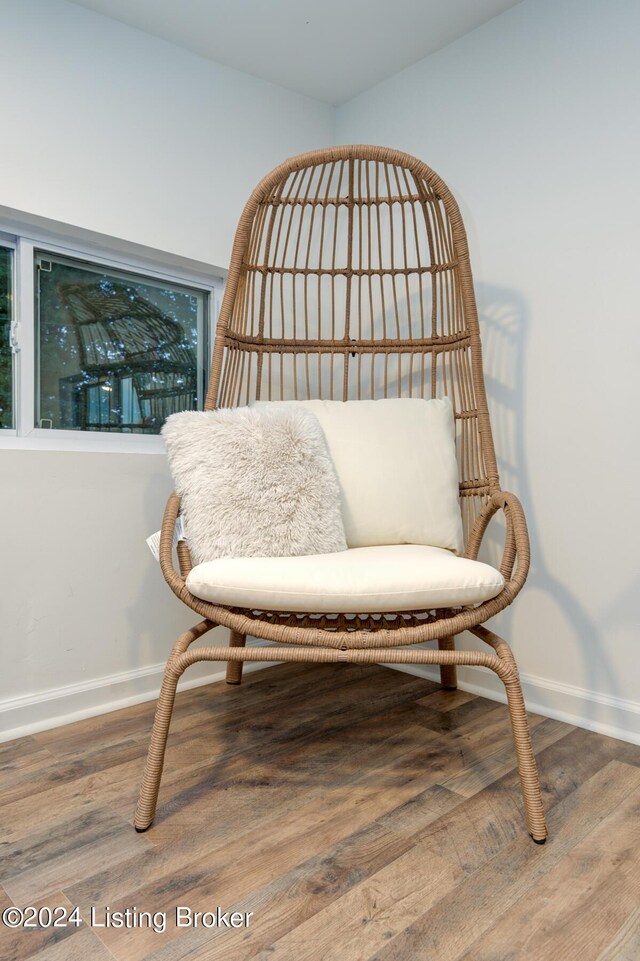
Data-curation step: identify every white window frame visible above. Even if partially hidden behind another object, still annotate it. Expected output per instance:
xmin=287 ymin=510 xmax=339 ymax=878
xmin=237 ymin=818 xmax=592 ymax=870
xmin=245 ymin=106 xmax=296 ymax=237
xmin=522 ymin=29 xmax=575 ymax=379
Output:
xmin=0 ymin=222 xmax=224 ymax=454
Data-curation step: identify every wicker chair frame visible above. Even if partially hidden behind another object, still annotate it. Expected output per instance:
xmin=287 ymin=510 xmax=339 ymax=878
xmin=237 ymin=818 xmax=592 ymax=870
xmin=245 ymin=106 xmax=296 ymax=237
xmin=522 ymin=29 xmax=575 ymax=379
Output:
xmin=135 ymin=145 xmax=547 ymax=843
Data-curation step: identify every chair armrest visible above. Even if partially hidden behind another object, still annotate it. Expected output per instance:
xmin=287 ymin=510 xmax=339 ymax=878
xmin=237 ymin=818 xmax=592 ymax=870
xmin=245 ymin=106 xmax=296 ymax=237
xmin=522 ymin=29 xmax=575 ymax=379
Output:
xmin=159 ymin=493 xmax=191 ymax=598
xmin=464 ymin=490 xmax=530 ymax=600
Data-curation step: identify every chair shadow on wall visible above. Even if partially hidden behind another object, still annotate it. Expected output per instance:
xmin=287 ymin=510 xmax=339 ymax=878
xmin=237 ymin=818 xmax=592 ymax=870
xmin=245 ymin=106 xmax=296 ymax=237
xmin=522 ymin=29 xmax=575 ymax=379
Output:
xmin=474 ymin=282 xmax=622 ymax=711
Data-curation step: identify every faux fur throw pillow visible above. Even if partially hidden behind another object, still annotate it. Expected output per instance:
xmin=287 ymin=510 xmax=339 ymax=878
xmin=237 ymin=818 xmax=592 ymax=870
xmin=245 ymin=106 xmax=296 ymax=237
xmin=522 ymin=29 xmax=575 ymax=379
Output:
xmin=162 ymin=406 xmax=348 ymax=564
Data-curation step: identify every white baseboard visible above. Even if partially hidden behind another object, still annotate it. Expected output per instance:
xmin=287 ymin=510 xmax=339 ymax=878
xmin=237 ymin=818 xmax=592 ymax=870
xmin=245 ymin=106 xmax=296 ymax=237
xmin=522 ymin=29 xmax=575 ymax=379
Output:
xmin=0 ymin=641 xmax=275 ymax=743
xmin=2 ymin=648 xmax=638 ymax=748
xmin=389 ymin=662 xmax=640 ymax=746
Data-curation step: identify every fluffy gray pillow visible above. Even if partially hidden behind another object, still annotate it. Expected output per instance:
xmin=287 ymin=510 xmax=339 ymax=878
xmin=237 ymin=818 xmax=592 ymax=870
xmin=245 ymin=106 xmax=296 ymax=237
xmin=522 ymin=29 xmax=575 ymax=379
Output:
xmin=162 ymin=406 xmax=347 ymax=564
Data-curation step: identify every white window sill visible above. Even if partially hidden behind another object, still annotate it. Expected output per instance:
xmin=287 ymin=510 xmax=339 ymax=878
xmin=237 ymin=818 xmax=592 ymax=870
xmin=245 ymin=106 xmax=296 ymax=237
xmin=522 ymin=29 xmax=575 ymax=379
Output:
xmin=0 ymin=429 xmax=166 ymax=455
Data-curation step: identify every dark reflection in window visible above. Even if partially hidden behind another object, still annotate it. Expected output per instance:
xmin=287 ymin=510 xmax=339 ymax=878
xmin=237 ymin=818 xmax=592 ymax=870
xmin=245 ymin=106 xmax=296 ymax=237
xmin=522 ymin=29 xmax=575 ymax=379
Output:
xmin=0 ymin=247 xmax=12 ymax=429
xmin=36 ymin=254 xmax=206 ymax=433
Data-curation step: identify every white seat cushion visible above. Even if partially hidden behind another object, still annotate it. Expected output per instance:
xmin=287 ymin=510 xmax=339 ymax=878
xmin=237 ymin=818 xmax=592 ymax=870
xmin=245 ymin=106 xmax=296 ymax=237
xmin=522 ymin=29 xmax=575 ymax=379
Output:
xmin=186 ymin=545 xmax=504 ymax=614
xmin=253 ymin=398 xmax=465 ymax=554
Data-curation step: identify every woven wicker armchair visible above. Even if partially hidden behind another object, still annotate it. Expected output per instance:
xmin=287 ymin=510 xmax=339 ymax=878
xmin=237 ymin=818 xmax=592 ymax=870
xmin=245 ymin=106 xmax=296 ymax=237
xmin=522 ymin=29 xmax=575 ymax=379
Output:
xmin=135 ymin=145 xmax=547 ymax=843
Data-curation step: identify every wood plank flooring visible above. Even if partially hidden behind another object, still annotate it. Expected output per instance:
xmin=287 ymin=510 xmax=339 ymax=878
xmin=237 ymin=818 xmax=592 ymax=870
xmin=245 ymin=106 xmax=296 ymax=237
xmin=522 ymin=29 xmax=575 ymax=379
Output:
xmin=1 ymin=662 xmax=639 ymax=961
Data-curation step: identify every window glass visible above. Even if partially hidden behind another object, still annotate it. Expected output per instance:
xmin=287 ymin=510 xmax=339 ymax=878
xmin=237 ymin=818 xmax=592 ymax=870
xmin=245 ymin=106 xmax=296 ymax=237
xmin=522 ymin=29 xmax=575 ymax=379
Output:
xmin=0 ymin=246 xmax=13 ymax=429
xmin=35 ymin=253 xmax=207 ymax=433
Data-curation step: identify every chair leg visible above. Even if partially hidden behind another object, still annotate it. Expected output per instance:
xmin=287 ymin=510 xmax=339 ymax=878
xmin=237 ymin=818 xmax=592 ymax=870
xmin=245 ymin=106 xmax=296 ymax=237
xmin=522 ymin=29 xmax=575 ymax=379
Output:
xmin=226 ymin=631 xmax=247 ymax=685
xmin=134 ymin=659 xmax=182 ymax=831
xmin=438 ymin=635 xmax=457 ymax=689
xmin=502 ymin=665 xmax=548 ymax=843
xmin=134 ymin=621 xmax=212 ymax=832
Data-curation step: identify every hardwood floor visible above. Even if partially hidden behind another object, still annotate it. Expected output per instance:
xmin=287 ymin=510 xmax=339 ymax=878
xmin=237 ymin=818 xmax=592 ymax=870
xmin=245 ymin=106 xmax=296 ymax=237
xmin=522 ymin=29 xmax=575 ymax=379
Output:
xmin=1 ymin=662 xmax=639 ymax=961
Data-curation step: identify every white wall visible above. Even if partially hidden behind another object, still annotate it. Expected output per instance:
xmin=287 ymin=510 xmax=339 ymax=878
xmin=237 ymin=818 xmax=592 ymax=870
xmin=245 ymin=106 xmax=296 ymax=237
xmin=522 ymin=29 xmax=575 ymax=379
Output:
xmin=0 ymin=0 xmax=333 ymax=267
xmin=0 ymin=0 xmax=334 ymax=738
xmin=337 ymin=0 xmax=640 ymax=740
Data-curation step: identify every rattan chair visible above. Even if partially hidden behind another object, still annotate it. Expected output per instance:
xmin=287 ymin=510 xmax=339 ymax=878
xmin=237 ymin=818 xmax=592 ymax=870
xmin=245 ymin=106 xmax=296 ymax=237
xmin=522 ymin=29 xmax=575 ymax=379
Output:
xmin=134 ymin=145 xmax=547 ymax=843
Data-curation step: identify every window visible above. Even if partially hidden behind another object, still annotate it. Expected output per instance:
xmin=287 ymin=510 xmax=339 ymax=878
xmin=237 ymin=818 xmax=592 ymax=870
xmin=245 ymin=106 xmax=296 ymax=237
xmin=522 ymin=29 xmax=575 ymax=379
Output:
xmin=0 ymin=222 xmax=222 ymax=450
xmin=0 ymin=245 xmax=13 ymax=429
xmin=35 ymin=253 xmax=207 ymax=434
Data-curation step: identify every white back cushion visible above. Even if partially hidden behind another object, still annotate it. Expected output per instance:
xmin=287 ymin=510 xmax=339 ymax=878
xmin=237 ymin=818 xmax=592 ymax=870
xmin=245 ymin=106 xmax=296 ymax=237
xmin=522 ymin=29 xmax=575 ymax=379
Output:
xmin=254 ymin=398 xmax=464 ymax=554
